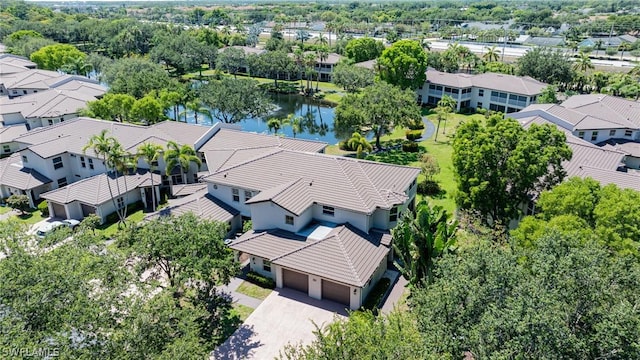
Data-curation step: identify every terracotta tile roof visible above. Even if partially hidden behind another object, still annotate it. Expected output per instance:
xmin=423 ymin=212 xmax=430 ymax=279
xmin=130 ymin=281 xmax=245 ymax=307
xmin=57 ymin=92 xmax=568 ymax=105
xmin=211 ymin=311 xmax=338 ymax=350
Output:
xmin=0 ymin=153 xmax=51 ymax=190
xmin=203 ymin=149 xmax=419 ymax=214
xmin=147 ymin=190 xmax=239 ymax=223
xmin=40 ymin=170 xmax=161 ymax=205
xmin=230 ymin=224 xmax=391 ymax=287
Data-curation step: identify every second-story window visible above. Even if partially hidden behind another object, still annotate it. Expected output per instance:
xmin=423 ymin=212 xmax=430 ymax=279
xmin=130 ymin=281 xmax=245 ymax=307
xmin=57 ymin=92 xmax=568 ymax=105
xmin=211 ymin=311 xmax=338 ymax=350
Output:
xmin=57 ymin=177 xmax=67 ymax=187
xmin=609 ymin=130 xmax=616 ymax=136
xmin=263 ymin=260 xmax=271 ymax=272
xmin=478 ymin=89 xmax=484 ymax=96
xmin=591 ymin=131 xmax=598 ymax=141
xmin=2 ymin=145 xmax=10 ymax=153
xmin=80 ymin=156 xmax=86 ymax=168
xmin=322 ymin=206 xmax=335 ymax=216
xmin=285 ymin=215 xmax=294 ymax=225
xmin=625 ymin=129 xmax=633 ymax=137
xmin=232 ymin=188 xmax=240 ymax=202
xmin=244 ymin=190 xmax=252 ymax=202
xmin=21 ymin=155 xmax=28 ymax=163
xmin=116 ymin=197 xmax=125 ymax=209
xmin=52 ymin=156 xmax=63 ymax=170
xmin=389 ymin=206 xmax=399 ymax=223
xmin=88 ymin=158 xmax=94 ymax=170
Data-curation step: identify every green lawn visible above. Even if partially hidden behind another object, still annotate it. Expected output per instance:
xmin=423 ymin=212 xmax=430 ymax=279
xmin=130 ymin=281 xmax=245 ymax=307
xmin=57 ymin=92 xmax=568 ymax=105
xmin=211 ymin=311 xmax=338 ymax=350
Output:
xmin=0 ymin=206 xmax=12 ymax=215
xmin=232 ymin=303 xmax=254 ymax=322
xmin=96 ymin=209 xmax=147 ymax=238
xmin=8 ymin=208 xmax=46 ymax=226
xmin=235 ymin=281 xmax=273 ymax=300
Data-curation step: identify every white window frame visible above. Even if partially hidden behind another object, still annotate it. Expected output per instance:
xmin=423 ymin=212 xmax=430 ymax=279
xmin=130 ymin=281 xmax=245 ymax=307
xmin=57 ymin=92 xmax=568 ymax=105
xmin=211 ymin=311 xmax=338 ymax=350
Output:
xmin=322 ymin=205 xmax=335 ymax=216
xmin=52 ymin=156 xmax=63 ymax=170
xmin=116 ymin=197 xmax=125 ymax=209
xmin=389 ymin=206 xmax=399 ymax=223
xmin=232 ymin=188 xmax=240 ymax=202
xmin=244 ymin=190 xmax=252 ymax=202
xmin=285 ymin=215 xmax=294 ymax=225
xmin=263 ymin=260 xmax=271 ymax=272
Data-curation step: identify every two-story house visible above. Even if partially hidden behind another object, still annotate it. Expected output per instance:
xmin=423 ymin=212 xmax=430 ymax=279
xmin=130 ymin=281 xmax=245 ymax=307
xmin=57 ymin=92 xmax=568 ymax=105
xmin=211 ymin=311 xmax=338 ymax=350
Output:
xmin=512 ymin=94 xmax=640 ymax=169
xmin=198 ymin=149 xmax=420 ymax=309
xmin=417 ymin=70 xmax=547 ymax=113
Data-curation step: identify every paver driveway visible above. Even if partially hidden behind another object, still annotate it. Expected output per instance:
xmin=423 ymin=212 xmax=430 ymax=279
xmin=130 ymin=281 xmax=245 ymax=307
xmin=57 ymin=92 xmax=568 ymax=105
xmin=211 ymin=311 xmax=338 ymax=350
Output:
xmin=213 ymin=288 xmax=348 ymax=360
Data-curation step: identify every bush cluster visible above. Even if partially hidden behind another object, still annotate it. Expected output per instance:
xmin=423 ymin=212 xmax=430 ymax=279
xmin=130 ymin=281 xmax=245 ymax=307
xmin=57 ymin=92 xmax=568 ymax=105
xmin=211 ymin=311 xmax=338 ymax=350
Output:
xmin=246 ymin=270 xmax=276 ymax=289
xmin=402 ymin=141 xmax=419 ymax=152
xmin=362 ymin=277 xmax=391 ymax=311
xmin=407 ymin=120 xmax=425 ymax=130
xmin=405 ymin=130 xmax=423 ymax=141
xmin=38 ymin=200 xmax=49 ymax=217
xmin=417 ymin=179 xmax=442 ymax=196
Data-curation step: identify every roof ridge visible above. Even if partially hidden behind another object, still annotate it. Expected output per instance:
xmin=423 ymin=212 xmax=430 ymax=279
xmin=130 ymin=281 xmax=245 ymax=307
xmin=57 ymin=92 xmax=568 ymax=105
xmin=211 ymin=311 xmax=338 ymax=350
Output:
xmin=335 ymin=157 xmax=370 ymax=211
xmin=333 ymin=227 xmax=361 ymax=283
xmin=206 ymin=148 xmax=285 ymax=175
xmin=354 ymin=159 xmax=387 ymax=208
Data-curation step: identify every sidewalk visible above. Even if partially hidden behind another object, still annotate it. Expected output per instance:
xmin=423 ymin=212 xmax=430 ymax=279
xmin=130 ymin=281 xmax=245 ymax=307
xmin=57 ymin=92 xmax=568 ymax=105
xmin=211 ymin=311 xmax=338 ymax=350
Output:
xmin=217 ymin=262 xmax=264 ymax=309
xmin=380 ymin=268 xmax=409 ymax=314
xmin=417 ymin=116 xmax=436 ymax=142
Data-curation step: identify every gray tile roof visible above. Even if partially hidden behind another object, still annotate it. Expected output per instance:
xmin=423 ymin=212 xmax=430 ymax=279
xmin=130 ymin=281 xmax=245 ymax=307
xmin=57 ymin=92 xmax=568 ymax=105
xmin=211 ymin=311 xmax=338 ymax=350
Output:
xmin=147 ymin=189 xmax=239 ymax=223
xmin=0 ymin=124 xmax=28 ymax=142
xmin=14 ymin=117 xmax=211 ymax=159
xmin=1 ymin=69 xmax=68 ymax=90
xmin=199 ymin=128 xmax=327 ymax=153
xmin=598 ymin=138 xmax=640 ymax=158
xmin=0 ymin=153 xmax=51 ymax=190
xmin=426 ymin=70 xmax=547 ymax=95
xmin=0 ymin=54 xmax=36 ymax=69
xmin=560 ymin=94 xmax=640 ymax=129
xmin=203 ymin=149 xmax=419 ymax=214
xmin=575 ymin=166 xmax=640 ymax=192
xmin=230 ymin=224 xmax=391 ymax=287
xmin=50 ymin=79 xmax=106 ymax=98
xmin=0 ymin=89 xmax=100 ymax=118
xmin=40 ymin=170 xmax=161 ymax=205
xmin=219 ymin=46 xmax=266 ymax=55
xmin=354 ymin=59 xmax=377 ymax=70
xmin=171 ymin=183 xmax=208 ymax=197
xmin=0 ymin=63 xmax=29 ymax=75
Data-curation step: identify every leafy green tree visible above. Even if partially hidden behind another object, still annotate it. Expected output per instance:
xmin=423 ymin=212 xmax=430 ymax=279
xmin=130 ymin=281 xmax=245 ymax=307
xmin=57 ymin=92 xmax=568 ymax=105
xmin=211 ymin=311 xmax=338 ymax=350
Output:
xmin=252 ymin=50 xmax=296 ymax=87
xmin=267 ymin=117 xmax=284 ymax=134
xmin=516 ymin=47 xmax=574 ymax=86
xmin=537 ymin=85 xmax=559 ymax=104
xmin=419 ymin=154 xmax=440 ymax=181
xmin=122 ymin=213 xmax=238 ymax=296
xmin=334 ymin=82 xmax=421 ymax=150
xmin=101 ymin=57 xmax=171 ymax=99
xmin=343 ymin=37 xmax=385 ymax=63
xmin=136 ymin=142 xmax=164 ymax=212
xmin=6 ymin=194 xmax=29 ymax=214
xmin=413 ymin=231 xmax=640 ymax=359
xmin=216 ymin=46 xmax=246 ymax=78
xmin=377 ymin=40 xmax=428 ymax=90
xmin=452 ymin=115 xmax=572 ymax=225
xmin=150 ymin=31 xmax=206 ymax=75
xmin=163 ymin=141 xmax=202 ymax=188
xmin=279 ymin=311 xmax=424 ymax=360
xmin=331 ymin=63 xmax=375 ymax=93
xmin=536 ymin=177 xmax=601 ymax=225
xmin=130 ymin=94 xmax=164 ymax=124
xmin=80 ymin=213 xmax=101 ymax=234
xmin=200 ymin=77 xmax=274 ymax=123
xmin=482 ymin=45 xmax=501 ymax=62
xmin=29 ymin=43 xmax=86 ymax=71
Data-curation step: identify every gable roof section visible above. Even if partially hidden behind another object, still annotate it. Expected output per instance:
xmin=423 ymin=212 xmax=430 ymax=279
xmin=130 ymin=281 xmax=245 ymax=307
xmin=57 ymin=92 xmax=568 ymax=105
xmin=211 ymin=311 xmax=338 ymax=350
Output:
xmin=40 ymin=170 xmax=161 ymax=205
xmin=574 ymin=166 xmax=640 ymax=192
xmin=199 ymin=128 xmax=327 ymax=153
xmin=204 ymin=149 xmax=419 ymax=214
xmin=171 ymin=183 xmax=208 ymax=197
xmin=426 ymin=70 xmax=547 ymax=95
xmin=0 ymin=54 xmax=36 ymax=69
xmin=245 ymin=178 xmax=315 ymax=216
xmin=598 ymin=138 xmax=640 ymax=158
xmin=0 ymin=124 xmax=28 ymax=142
xmin=14 ymin=117 xmax=211 ymax=158
xmin=1 ymin=69 xmax=68 ymax=90
xmin=231 ymin=224 xmax=391 ymax=287
xmin=0 ymin=89 xmax=99 ymax=119
xmin=561 ymin=94 xmax=640 ymax=129
xmin=147 ymin=189 xmax=239 ymax=223
xmin=0 ymin=153 xmax=51 ymax=190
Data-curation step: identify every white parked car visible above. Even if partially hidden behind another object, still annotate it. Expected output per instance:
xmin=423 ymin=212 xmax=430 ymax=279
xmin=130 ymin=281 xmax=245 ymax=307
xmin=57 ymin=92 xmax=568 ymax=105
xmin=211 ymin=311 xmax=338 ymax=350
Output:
xmin=36 ymin=219 xmax=80 ymax=238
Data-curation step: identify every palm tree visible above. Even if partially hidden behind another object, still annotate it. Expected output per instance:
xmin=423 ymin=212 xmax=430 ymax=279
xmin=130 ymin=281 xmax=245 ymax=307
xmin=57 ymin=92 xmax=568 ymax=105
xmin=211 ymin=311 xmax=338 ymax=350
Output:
xmin=594 ymin=39 xmax=603 ymax=56
xmin=62 ymin=56 xmax=93 ymax=76
xmin=303 ymin=52 xmax=317 ymax=94
xmin=618 ymin=43 xmax=631 ymax=60
xmin=325 ymin=22 xmax=336 ymax=47
xmin=267 ymin=118 xmax=283 ymax=134
xmin=392 ymin=200 xmax=457 ymax=286
xmin=346 ymin=132 xmax=372 ymax=153
xmin=316 ymin=46 xmax=329 ymax=91
xmin=296 ymin=29 xmax=311 ymax=48
xmin=483 ymin=46 xmax=501 ymax=62
xmin=82 ymin=130 xmax=126 ymax=225
xmin=136 ymin=143 xmax=164 ymax=212
xmin=283 ymin=114 xmax=303 ymax=138
xmin=315 ymin=32 xmax=328 ymax=47
xmin=293 ymin=48 xmax=305 ymax=90
xmin=107 ymin=142 xmax=135 ymax=221
xmin=435 ymin=95 xmax=456 ymax=142
xmin=163 ymin=141 xmax=202 ymax=192
xmin=573 ymin=52 xmax=594 ymax=73
xmin=182 ymin=100 xmax=212 ymax=125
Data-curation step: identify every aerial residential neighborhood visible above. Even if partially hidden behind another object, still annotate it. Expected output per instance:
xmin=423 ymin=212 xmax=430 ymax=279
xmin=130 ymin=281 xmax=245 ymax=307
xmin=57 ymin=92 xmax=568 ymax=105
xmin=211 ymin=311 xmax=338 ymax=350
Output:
xmin=1 ymin=1 xmax=640 ymax=359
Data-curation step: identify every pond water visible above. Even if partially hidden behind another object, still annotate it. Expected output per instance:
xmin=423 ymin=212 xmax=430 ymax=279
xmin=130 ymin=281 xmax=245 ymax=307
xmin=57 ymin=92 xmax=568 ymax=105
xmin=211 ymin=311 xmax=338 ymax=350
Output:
xmin=175 ymin=94 xmax=341 ymax=145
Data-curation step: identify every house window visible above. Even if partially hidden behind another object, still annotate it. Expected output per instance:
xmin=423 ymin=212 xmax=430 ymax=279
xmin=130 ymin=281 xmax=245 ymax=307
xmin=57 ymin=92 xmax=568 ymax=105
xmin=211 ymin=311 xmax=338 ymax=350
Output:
xmin=47 ymin=119 xmax=53 ymax=126
xmin=389 ymin=206 xmax=399 ymax=223
xmin=322 ymin=206 xmax=335 ymax=216
xmin=88 ymin=158 xmax=94 ymax=170
xmin=52 ymin=156 xmax=63 ymax=170
xmin=22 ymin=155 xmax=28 ymax=163
xmin=116 ymin=197 xmax=125 ymax=209
xmin=244 ymin=190 xmax=252 ymax=202
xmin=2 ymin=145 xmax=9 ymax=153
xmin=578 ymin=131 xmax=585 ymax=139
xmin=477 ymin=102 xmax=483 ymax=108
xmin=609 ymin=130 xmax=616 ymax=136
xmin=80 ymin=156 xmax=86 ymax=168
xmin=285 ymin=215 xmax=294 ymax=225
xmin=57 ymin=177 xmax=67 ymax=187
xmin=625 ymin=130 xmax=633 ymax=137
xmin=591 ymin=131 xmax=598 ymax=141
xmin=478 ymin=89 xmax=484 ymax=96
xmin=263 ymin=260 xmax=271 ymax=272
xmin=232 ymin=188 xmax=240 ymax=202
xmin=22 ymin=90 xmax=27 ymax=95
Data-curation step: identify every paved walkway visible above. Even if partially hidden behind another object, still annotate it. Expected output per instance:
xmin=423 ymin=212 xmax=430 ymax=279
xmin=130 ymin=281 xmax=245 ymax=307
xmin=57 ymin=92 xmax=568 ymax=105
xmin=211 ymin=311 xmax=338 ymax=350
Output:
xmin=380 ymin=268 xmax=409 ymax=314
xmin=216 ymin=263 xmax=264 ymax=309
xmin=0 ymin=208 xmax=17 ymax=221
xmin=417 ymin=116 xmax=436 ymax=142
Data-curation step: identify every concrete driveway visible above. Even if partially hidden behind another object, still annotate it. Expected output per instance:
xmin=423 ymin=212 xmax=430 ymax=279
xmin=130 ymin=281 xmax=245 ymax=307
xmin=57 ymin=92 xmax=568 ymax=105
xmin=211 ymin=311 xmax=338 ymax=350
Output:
xmin=213 ymin=288 xmax=348 ymax=360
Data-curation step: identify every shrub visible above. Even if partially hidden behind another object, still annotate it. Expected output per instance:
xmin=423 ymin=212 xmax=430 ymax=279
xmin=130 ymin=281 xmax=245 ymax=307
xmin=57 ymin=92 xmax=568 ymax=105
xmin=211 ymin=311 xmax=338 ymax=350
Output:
xmin=405 ymin=130 xmax=423 ymax=141
xmin=105 ymin=201 xmax=143 ymax=224
xmin=417 ymin=179 xmax=441 ymax=196
xmin=6 ymin=194 xmax=29 ymax=214
xmin=407 ymin=120 xmax=425 ymax=130
xmin=246 ymin=270 xmax=276 ymax=289
xmin=38 ymin=200 xmax=49 ymax=217
xmin=362 ymin=277 xmax=391 ymax=311
xmin=402 ymin=141 xmax=419 ymax=152
xmin=476 ymin=107 xmax=488 ymax=115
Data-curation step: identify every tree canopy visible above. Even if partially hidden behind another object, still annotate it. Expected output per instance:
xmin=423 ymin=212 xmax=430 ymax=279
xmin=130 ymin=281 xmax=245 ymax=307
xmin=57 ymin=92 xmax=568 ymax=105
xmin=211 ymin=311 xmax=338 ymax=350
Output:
xmin=452 ymin=114 xmax=572 ymax=225
xmin=334 ymin=81 xmax=421 ymax=150
xmin=377 ymin=40 xmax=428 ymax=90
xmin=343 ymin=37 xmax=385 ymax=63
xmin=29 ymin=43 xmax=85 ymax=71
xmin=200 ymin=77 xmax=274 ymax=123
xmin=331 ymin=63 xmax=375 ymax=93
xmin=516 ymin=47 xmax=574 ymax=86
xmin=100 ymin=57 xmax=172 ymax=99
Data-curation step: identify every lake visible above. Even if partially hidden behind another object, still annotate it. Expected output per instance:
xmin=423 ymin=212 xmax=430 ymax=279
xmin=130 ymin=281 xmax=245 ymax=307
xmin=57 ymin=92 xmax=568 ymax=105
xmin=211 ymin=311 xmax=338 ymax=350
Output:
xmin=175 ymin=94 xmax=341 ymax=145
